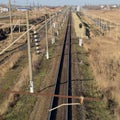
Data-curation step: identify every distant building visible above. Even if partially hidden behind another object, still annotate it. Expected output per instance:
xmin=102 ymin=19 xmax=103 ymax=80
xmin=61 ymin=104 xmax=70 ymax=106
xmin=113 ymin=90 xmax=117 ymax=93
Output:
xmin=100 ymin=5 xmax=110 ymax=10
xmin=100 ymin=5 xmax=104 ymax=9
xmin=112 ymin=5 xmax=117 ymax=8
xmin=17 ymin=8 xmax=31 ymax=11
xmin=0 ymin=7 xmax=9 ymax=13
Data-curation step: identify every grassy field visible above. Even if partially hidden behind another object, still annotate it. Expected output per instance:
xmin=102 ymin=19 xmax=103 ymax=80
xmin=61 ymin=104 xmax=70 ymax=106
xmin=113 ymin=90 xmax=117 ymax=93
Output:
xmin=0 ymin=9 xmax=118 ymax=119
xmin=0 ymin=15 xmax=66 ymax=119
xmin=77 ymin=46 xmax=112 ymax=120
xmin=72 ymin=15 xmax=112 ymax=119
xmin=81 ymin=9 xmax=120 ymax=120
xmin=1 ymin=45 xmax=56 ymax=120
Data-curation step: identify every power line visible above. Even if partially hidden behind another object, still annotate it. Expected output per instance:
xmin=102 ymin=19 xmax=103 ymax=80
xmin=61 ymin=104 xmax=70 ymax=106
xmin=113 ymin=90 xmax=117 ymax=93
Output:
xmin=0 ymin=89 xmax=100 ymax=101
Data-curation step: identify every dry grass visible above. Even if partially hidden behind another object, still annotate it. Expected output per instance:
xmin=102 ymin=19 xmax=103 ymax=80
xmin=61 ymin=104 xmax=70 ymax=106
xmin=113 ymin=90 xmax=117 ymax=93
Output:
xmin=72 ymin=13 xmax=86 ymax=38
xmin=83 ymin=9 xmax=120 ymax=40
xmin=0 ymin=51 xmax=23 ymax=77
xmin=84 ymin=9 xmax=120 ymax=24
xmin=0 ymin=53 xmax=39 ymax=115
xmin=84 ymin=27 xmax=120 ymax=120
xmin=0 ymin=7 xmax=63 ymax=116
xmin=0 ymin=38 xmax=12 ymax=51
xmin=0 ymin=7 xmax=61 ymax=28
xmin=81 ymin=8 xmax=120 ymax=119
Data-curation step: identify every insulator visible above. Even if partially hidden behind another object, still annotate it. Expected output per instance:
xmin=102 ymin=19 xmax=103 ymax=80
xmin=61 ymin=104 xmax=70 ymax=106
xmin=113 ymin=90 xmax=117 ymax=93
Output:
xmin=35 ymin=43 xmax=39 ymax=46
xmin=36 ymin=50 xmax=40 ymax=54
xmin=34 ymin=35 xmax=38 ymax=38
xmin=34 ymin=31 xmax=37 ymax=34
xmin=34 ymin=39 xmax=39 ymax=42
xmin=53 ymin=23 xmax=56 ymax=28
xmin=36 ymin=47 xmax=40 ymax=50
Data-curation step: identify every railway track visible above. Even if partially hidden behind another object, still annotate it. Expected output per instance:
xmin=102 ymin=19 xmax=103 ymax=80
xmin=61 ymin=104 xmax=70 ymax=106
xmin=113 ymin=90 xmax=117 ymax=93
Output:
xmin=48 ymin=11 xmax=72 ymax=120
xmin=0 ymin=15 xmax=54 ymax=65
xmin=0 ymin=9 xmax=65 ymax=64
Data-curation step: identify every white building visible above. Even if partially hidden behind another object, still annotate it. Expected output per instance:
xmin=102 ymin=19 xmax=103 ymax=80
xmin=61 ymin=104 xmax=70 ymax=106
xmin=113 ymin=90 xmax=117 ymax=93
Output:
xmin=112 ymin=5 xmax=117 ymax=8
xmin=100 ymin=5 xmax=104 ymax=9
xmin=0 ymin=7 xmax=9 ymax=13
xmin=77 ymin=6 xmax=80 ymax=12
xmin=17 ymin=8 xmax=31 ymax=11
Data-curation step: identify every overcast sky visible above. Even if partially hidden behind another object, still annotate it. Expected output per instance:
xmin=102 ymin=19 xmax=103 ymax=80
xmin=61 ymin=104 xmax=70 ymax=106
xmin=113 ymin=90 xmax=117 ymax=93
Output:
xmin=0 ymin=0 xmax=120 ymax=6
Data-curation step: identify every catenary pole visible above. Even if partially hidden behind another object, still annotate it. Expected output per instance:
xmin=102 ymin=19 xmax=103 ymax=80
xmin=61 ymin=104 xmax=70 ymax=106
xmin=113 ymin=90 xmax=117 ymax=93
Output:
xmin=26 ymin=10 xmax=34 ymax=93
xmin=8 ymin=0 xmax=13 ymax=41
xmin=45 ymin=15 xmax=49 ymax=59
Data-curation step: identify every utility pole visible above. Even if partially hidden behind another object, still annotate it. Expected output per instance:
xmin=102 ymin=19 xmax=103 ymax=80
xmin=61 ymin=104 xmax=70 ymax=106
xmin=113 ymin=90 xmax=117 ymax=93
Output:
xmin=14 ymin=0 xmax=16 ymax=10
xmin=50 ymin=14 xmax=52 ymax=37
xmin=50 ymin=14 xmax=52 ymax=43
xmin=8 ymin=0 xmax=13 ymax=41
xmin=99 ymin=16 xmax=102 ymax=33
xmin=26 ymin=0 xmax=29 ymax=6
xmin=56 ymin=12 xmax=59 ymax=36
xmin=45 ymin=15 xmax=49 ymax=59
xmin=19 ymin=18 xmax=21 ymax=33
xmin=116 ymin=24 xmax=118 ymax=41
xmin=26 ymin=10 xmax=34 ymax=93
xmin=50 ymin=14 xmax=55 ymax=44
xmin=105 ymin=21 xmax=108 ymax=32
xmin=109 ymin=21 xmax=111 ymax=38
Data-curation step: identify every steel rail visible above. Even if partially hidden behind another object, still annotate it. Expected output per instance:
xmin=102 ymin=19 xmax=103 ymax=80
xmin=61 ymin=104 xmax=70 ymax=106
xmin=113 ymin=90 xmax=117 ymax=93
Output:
xmin=48 ymin=10 xmax=71 ymax=120
xmin=66 ymin=12 xmax=72 ymax=120
xmin=48 ymin=11 xmax=71 ymax=120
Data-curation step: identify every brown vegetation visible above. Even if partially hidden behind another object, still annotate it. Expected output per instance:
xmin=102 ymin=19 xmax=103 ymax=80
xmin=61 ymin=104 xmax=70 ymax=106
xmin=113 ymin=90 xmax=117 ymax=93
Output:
xmin=83 ymin=9 xmax=120 ymax=120
xmin=0 ymin=53 xmax=39 ymax=115
xmin=0 ymin=51 xmax=23 ymax=77
xmin=85 ymin=9 xmax=120 ymax=24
